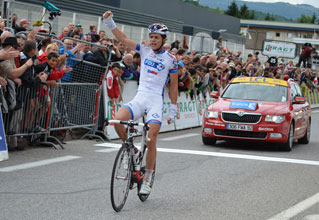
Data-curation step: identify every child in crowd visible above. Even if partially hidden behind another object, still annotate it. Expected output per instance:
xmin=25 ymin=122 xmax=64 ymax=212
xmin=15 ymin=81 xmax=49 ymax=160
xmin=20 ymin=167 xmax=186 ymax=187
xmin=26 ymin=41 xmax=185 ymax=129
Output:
xmin=106 ymin=63 xmax=122 ymax=105
xmin=35 ymin=52 xmax=72 ymax=84
xmin=33 ymin=52 xmax=72 ymax=131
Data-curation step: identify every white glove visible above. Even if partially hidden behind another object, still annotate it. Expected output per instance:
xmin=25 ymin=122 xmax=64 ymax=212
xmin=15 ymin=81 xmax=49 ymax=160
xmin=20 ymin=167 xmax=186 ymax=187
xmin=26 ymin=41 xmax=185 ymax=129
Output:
xmin=103 ymin=11 xmax=117 ymax=30
xmin=167 ymin=104 xmax=177 ymax=123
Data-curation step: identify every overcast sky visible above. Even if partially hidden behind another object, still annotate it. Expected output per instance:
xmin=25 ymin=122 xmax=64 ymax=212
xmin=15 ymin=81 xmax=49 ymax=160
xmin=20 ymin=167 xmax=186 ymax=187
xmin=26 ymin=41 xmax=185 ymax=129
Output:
xmin=241 ymin=0 xmax=318 ymax=8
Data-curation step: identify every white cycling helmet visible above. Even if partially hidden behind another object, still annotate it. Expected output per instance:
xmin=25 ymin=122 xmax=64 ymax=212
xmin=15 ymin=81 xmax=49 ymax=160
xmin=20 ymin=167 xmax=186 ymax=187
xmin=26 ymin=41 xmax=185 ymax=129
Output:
xmin=148 ymin=23 xmax=168 ymax=36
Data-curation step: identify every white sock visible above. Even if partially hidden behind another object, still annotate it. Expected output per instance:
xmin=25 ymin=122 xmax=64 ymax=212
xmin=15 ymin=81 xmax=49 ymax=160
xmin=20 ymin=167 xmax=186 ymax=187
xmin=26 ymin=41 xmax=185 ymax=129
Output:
xmin=144 ymin=168 xmax=154 ymax=183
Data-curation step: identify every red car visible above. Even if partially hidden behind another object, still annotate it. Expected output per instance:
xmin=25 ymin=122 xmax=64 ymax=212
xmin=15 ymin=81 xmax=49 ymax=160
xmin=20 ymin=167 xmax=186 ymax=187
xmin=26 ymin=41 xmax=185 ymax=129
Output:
xmin=202 ymin=77 xmax=311 ymax=151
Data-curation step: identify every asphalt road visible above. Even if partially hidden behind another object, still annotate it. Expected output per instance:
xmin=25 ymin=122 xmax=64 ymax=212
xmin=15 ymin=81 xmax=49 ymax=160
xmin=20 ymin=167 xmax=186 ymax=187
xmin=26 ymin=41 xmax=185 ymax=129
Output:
xmin=1 ymin=110 xmax=319 ymax=220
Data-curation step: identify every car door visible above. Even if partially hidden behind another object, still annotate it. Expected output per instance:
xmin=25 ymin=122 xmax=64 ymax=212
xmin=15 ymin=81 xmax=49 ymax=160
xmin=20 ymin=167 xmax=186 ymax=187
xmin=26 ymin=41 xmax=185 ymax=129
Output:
xmin=291 ymin=84 xmax=304 ymax=137
xmin=294 ymin=83 xmax=308 ymax=136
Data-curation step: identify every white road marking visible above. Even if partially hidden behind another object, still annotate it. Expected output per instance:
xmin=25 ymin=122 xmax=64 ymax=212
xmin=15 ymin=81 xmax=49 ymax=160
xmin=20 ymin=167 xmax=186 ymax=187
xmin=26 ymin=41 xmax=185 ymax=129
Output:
xmin=95 ymin=143 xmax=319 ymax=166
xmin=301 ymin=215 xmax=319 ymax=220
xmin=95 ymin=148 xmax=118 ymax=153
xmin=267 ymin=193 xmax=319 ymax=220
xmin=160 ymin=133 xmax=199 ymax=141
xmin=95 ymin=143 xmax=122 ymax=148
xmin=0 ymin=156 xmax=81 ymax=172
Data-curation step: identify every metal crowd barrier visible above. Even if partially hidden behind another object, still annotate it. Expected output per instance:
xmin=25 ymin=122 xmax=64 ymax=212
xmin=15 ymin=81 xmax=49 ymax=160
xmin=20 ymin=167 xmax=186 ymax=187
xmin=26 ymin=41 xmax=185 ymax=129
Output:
xmin=304 ymin=88 xmax=319 ymax=106
xmin=56 ymin=37 xmax=114 ymax=142
xmin=48 ymin=82 xmax=101 ymax=139
xmin=2 ymin=82 xmax=58 ymax=148
xmin=1 ymin=35 xmax=117 ymax=150
xmin=46 ymin=44 xmax=111 ymax=142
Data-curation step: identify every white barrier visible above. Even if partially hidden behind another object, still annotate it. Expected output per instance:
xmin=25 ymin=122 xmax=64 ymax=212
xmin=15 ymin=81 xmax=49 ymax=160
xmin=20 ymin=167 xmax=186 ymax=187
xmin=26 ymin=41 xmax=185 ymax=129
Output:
xmin=175 ymin=93 xmax=199 ymax=129
xmin=104 ymin=81 xmax=216 ymax=140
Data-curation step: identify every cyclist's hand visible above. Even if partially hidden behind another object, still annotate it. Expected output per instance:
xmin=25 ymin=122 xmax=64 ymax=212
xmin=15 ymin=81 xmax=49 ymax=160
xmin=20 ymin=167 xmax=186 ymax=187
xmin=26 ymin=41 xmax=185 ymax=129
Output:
xmin=167 ymin=104 xmax=177 ymax=124
xmin=103 ymin=11 xmax=116 ymax=30
xmin=103 ymin=11 xmax=113 ymax=19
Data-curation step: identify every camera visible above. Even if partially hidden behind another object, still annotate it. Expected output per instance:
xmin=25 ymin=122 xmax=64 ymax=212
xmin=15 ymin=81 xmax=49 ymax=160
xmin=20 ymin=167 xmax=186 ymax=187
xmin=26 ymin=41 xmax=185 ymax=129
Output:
xmin=43 ymin=1 xmax=61 ymax=20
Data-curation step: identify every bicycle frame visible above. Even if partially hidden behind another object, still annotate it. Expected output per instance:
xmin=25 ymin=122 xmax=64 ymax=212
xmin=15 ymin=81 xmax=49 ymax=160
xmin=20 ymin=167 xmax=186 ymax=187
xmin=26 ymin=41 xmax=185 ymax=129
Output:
xmin=109 ymin=119 xmax=150 ymax=182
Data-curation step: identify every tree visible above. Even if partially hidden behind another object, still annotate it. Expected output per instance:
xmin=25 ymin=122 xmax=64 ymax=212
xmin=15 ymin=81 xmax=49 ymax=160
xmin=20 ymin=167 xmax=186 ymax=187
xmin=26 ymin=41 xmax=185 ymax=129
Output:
xmin=265 ymin=13 xmax=271 ymax=21
xmin=297 ymin=14 xmax=313 ymax=23
xmin=271 ymin=14 xmax=275 ymax=21
xmin=249 ymin=10 xmax=255 ymax=20
xmin=213 ymin=7 xmax=224 ymax=14
xmin=225 ymin=0 xmax=238 ymax=17
xmin=183 ymin=0 xmax=199 ymax=6
xmin=239 ymin=4 xmax=250 ymax=19
xmin=311 ymin=12 xmax=316 ymax=24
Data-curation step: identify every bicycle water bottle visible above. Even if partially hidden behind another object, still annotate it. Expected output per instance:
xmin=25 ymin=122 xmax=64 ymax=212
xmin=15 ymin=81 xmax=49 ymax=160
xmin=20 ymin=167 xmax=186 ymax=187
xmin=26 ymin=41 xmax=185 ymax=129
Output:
xmin=133 ymin=146 xmax=140 ymax=171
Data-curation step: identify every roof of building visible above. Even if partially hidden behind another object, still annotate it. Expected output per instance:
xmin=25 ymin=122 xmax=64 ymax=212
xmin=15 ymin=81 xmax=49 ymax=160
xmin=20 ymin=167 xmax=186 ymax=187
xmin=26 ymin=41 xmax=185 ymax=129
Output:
xmin=240 ymin=19 xmax=319 ymax=32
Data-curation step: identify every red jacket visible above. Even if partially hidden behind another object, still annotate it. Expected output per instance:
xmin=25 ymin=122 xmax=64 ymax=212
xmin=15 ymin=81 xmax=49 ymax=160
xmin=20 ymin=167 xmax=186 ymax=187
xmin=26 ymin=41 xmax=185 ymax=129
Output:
xmin=106 ymin=68 xmax=119 ymax=99
xmin=38 ymin=52 xmax=66 ymax=80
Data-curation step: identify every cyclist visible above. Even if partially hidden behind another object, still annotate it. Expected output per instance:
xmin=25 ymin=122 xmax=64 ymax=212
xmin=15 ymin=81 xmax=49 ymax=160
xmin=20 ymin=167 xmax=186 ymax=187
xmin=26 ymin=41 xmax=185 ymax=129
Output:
xmin=103 ymin=11 xmax=178 ymax=195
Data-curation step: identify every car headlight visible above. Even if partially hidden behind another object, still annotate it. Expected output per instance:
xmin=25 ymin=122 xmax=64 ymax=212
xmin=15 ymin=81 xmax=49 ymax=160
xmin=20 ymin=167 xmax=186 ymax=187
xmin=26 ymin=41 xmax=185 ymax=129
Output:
xmin=265 ymin=115 xmax=285 ymax=123
xmin=205 ymin=111 xmax=219 ymax=119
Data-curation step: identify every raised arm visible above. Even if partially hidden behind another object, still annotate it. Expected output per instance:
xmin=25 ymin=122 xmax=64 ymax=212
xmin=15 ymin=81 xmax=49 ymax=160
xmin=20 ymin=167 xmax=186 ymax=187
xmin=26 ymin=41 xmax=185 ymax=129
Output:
xmin=103 ymin=11 xmax=137 ymax=51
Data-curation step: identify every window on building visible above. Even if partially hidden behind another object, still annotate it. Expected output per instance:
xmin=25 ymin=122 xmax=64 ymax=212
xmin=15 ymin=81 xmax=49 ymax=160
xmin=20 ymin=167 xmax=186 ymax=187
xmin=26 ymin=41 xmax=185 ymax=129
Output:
xmin=266 ymin=32 xmax=272 ymax=39
xmin=287 ymin=33 xmax=292 ymax=38
xmin=303 ymin=33 xmax=313 ymax=39
xmin=276 ymin=32 xmax=280 ymax=37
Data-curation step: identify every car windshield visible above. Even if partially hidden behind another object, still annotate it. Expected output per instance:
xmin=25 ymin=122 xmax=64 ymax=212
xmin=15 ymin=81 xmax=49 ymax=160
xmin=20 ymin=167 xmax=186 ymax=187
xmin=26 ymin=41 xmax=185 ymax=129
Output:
xmin=222 ymin=83 xmax=288 ymax=102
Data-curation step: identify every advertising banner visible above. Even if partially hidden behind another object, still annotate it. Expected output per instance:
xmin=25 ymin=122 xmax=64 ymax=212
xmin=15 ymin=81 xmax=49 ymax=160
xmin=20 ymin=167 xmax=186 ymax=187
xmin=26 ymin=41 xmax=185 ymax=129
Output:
xmin=262 ymin=40 xmax=297 ymax=58
xmin=175 ymin=93 xmax=200 ymax=129
xmin=0 ymin=107 xmax=8 ymax=161
xmin=104 ymin=81 xmax=220 ymax=140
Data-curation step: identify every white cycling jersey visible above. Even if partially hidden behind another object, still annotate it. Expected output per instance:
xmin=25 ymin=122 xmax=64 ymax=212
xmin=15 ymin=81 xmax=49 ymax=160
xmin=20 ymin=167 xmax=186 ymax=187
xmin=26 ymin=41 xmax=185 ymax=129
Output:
xmin=136 ymin=43 xmax=178 ymax=95
xmin=122 ymin=44 xmax=178 ymax=125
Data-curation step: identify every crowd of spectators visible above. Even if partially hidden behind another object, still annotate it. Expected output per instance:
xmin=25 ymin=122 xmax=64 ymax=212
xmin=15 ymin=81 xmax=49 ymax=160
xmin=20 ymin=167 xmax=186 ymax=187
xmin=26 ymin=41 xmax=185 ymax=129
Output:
xmin=0 ymin=13 xmax=318 ymax=152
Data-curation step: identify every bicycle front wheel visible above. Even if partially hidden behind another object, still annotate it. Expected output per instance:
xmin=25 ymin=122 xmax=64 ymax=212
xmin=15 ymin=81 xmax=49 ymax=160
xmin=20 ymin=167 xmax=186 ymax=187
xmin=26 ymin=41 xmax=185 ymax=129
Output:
xmin=110 ymin=144 xmax=132 ymax=212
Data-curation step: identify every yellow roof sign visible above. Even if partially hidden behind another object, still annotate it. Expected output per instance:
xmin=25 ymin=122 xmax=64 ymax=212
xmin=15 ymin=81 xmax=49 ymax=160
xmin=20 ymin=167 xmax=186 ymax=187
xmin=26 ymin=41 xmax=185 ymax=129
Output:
xmin=231 ymin=77 xmax=288 ymax=87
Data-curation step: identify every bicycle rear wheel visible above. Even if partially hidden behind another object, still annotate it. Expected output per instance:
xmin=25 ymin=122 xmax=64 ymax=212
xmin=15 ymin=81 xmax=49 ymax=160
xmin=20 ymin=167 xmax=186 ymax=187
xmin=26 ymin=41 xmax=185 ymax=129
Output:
xmin=110 ymin=144 xmax=132 ymax=212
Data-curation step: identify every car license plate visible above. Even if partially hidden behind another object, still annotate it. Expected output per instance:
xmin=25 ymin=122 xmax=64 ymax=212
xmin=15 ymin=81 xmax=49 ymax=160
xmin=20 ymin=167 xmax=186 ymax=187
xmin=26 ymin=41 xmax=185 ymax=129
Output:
xmin=226 ymin=124 xmax=253 ymax=131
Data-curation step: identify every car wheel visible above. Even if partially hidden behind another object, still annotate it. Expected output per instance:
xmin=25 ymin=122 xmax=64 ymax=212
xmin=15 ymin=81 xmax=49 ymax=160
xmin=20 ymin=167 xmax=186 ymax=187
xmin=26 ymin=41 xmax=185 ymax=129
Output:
xmin=202 ymin=135 xmax=217 ymax=145
xmin=281 ymin=123 xmax=294 ymax=151
xmin=298 ymin=121 xmax=311 ymax=144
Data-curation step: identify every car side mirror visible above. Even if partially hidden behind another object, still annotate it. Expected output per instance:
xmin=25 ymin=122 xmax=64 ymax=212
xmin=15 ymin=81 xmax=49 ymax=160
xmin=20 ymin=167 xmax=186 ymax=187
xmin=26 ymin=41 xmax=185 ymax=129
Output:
xmin=210 ymin=91 xmax=219 ymax=99
xmin=293 ymin=96 xmax=306 ymax=104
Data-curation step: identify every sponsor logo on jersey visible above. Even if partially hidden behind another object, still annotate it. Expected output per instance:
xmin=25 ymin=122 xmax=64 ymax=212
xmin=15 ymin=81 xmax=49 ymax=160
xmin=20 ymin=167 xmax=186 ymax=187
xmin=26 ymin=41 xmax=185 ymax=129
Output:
xmin=144 ymin=59 xmax=165 ymax=71
xmin=147 ymin=69 xmax=158 ymax=75
xmin=152 ymin=113 xmax=160 ymax=119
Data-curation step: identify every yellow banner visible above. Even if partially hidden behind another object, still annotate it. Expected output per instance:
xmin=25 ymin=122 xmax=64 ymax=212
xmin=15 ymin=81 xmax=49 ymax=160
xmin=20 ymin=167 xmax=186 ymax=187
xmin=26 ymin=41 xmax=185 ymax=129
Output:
xmin=232 ymin=77 xmax=288 ymax=87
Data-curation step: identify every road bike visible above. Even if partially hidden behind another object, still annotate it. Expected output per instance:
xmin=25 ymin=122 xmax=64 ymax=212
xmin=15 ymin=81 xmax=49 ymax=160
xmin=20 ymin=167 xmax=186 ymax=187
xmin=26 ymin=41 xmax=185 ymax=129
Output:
xmin=108 ymin=119 xmax=156 ymax=212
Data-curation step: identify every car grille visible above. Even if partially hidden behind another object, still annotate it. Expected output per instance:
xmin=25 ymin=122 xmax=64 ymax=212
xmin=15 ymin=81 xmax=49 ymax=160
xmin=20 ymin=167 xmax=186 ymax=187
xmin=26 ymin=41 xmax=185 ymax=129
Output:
xmin=214 ymin=129 xmax=267 ymax=139
xmin=222 ymin=112 xmax=261 ymax=124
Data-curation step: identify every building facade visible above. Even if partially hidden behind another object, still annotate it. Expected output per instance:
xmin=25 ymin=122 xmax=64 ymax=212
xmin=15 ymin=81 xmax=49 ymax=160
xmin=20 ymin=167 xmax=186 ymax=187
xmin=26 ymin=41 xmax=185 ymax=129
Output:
xmin=240 ymin=19 xmax=319 ymax=53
